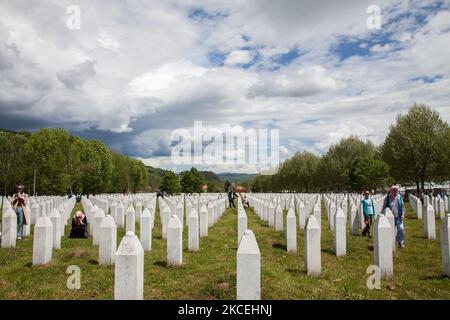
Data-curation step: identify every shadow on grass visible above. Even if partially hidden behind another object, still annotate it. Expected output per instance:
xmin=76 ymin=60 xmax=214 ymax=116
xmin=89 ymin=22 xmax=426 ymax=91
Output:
xmin=321 ymin=247 xmax=334 ymax=255
xmin=272 ymin=243 xmax=286 ymax=251
xmin=154 ymin=260 xmax=167 ymax=268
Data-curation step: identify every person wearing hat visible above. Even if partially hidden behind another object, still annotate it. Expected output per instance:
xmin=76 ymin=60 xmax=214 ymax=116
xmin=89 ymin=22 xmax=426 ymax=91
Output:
xmin=382 ymin=184 xmax=406 ymax=248
xmin=11 ymin=184 xmax=29 ymax=240
xmin=361 ymin=191 xmax=376 ymax=237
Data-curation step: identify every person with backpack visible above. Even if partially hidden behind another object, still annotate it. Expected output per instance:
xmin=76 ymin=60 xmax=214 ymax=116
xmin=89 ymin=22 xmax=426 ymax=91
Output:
xmin=382 ymin=185 xmax=406 ymax=248
xmin=361 ymin=191 xmax=376 ymax=237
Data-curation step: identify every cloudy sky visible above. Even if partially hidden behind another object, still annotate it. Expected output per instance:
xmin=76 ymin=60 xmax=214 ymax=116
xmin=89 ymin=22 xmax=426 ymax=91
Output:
xmin=1 ymin=0 xmax=449 ymax=173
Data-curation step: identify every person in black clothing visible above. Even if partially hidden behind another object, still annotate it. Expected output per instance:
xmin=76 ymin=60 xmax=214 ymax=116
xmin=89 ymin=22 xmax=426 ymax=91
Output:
xmin=228 ymin=189 xmax=236 ymax=208
xmin=70 ymin=211 xmax=89 ymax=238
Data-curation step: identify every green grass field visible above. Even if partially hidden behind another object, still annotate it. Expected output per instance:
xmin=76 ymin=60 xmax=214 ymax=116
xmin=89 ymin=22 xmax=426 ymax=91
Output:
xmin=0 ymin=201 xmax=449 ymax=299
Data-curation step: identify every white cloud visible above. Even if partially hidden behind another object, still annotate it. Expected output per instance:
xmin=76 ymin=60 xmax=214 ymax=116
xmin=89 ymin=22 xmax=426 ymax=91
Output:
xmin=224 ymin=50 xmax=252 ymax=66
xmin=0 ymin=0 xmax=449 ymax=173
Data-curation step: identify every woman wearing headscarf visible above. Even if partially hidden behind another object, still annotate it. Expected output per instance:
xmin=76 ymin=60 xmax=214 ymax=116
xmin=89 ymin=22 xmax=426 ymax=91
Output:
xmin=70 ymin=211 xmax=89 ymax=238
xmin=382 ymin=185 xmax=406 ymax=248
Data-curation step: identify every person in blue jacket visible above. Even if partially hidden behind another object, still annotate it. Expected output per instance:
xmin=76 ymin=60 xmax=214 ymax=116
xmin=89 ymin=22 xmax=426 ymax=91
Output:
xmin=382 ymin=185 xmax=406 ymax=248
xmin=361 ymin=191 xmax=376 ymax=237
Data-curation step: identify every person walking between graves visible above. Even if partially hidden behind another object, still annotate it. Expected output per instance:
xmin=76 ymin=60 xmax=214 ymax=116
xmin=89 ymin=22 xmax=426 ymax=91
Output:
xmin=69 ymin=211 xmax=89 ymax=239
xmin=382 ymin=185 xmax=406 ymax=248
xmin=228 ymin=188 xmax=236 ymax=208
xmin=361 ymin=191 xmax=376 ymax=237
xmin=12 ymin=184 xmax=29 ymax=240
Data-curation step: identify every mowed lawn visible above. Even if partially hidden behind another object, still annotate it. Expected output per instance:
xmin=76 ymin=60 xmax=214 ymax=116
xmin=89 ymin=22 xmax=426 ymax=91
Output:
xmin=0 ymin=200 xmax=449 ymax=299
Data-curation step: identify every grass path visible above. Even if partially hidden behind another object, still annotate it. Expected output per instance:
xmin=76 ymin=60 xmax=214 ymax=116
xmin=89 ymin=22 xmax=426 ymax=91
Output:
xmin=0 ymin=200 xmax=448 ymax=299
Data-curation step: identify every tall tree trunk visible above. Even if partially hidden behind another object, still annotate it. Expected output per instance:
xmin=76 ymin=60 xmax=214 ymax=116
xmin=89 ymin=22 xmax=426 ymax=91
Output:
xmin=416 ymin=180 xmax=420 ymax=196
xmin=421 ymin=179 xmax=425 ymax=193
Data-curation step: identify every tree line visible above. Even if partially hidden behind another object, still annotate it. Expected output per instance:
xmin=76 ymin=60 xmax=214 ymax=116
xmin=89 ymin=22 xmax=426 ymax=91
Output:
xmin=159 ymin=167 xmax=206 ymax=194
xmin=251 ymin=104 xmax=450 ymax=194
xmin=0 ymin=128 xmax=149 ymax=196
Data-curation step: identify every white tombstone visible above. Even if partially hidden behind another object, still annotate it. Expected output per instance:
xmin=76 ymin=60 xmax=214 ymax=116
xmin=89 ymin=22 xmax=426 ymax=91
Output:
xmin=416 ymin=198 xmax=423 ymax=219
xmin=199 ymin=204 xmax=208 ymax=237
xmin=424 ymin=203 xmax=436 ymax=240
xmin=126 ymin=205 xmax=136 ymax=233
xmin=313 ymin=203 xmax=321 ymax=228
xmin=114 ymin=231 xmax=144 ymax=300
xmin=161 ymin=205 xmax=171 ymax=239
xmin=22 ymin=210 xmax=30 ymax=237
xmin=329 ymin=203 xmax=336 ymax=231
xmin=89 ymin=205 xmax=98 ymax=234
xmin=1 ymin=209 xmax=17 ymax=248
xmin=207 ymin=202 xmax=214 ymax=228
xmin=93 ymin=209 xmax=106 ymax=246
xmin=167 ymin=214 xmax=182 ymax=266
xmin=238 ymin=209 xmax=248 ymax=245
xmin=286 ymin=208 xmax=297 ymax=253
xmin=31 ymin=202 xmax=39 ymax=225
xmin=334 ymin=208 xmax=346 ymax=256
xmin=135 ymin=202 xmax=142 ymax=223
xmin=116 ymin=202 xmax=125 ymax=228
xmin=438 ymin=198 xmax=445 ymax=220
xmin=111 ymin=201 xmax=117 ymax=222
xmin=49 ymin=209 xmax=62 ymax=249
xmin=441 ymin=214 xmax=450 ymax=277
xmin=350 ymin=204 xmax=359 ymax=235
xmin=236 ymin=230 xmax=260 ymax=300
xmin=275 ymin=204 xmax=283 ymax=231
xmin=304 ymin=215 xmax=321 ymax=276
xmin=298 ymin=201 xmax=306 ymax=230
xmin=188 ymin=209 xmax=199 ymax=252
xmin=99 ymin=215 xmax=117 ymax=265
xmin=176 ymin=201 xmax=184 ymax=227
xmin=32 ymin=216 xmax=53 ymax=266
xmin=374 ymin=214 xmax=393 ymax=278
xmin=268 ymin=202 xmax=275 ymax=227
xmin=384 ymin=208 xmax=396 ymax=252
xmin=140 ymin=208 xmax=152 ymax=251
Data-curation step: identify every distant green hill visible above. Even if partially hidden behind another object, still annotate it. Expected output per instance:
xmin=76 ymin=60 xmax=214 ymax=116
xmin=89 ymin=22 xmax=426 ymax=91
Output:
xmin=217 ymin=172 xmax=256 ymax=183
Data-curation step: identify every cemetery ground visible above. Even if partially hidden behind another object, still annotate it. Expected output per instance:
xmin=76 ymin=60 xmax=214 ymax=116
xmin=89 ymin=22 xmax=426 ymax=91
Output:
xmin=0 ymin=202 xmax=449 ymax=300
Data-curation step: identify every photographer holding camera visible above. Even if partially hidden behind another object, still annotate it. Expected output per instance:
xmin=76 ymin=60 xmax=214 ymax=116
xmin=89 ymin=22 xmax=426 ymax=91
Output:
xmin=12 ymin=184 xmax=29 ymax=240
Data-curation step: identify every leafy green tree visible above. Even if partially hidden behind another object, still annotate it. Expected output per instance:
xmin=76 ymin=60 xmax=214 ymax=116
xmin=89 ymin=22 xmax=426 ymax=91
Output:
xmin=80 ymin=140 xmax=112 ymax=194
xmin=22 ymin=128 xmax=72 ymax=195
xmin=224 ymin=179 xmax=231 ymax=192
xmin=180 ymin=167 xmax=204 ymax=193
xmin=382 ymin=104 xmax=450 ymax=194
xmin=180 ymin=170 xmax=195 ymax=193
xmin=251 ymin=178 xmax=262 ymax=192
xmin=0 ymin=131 xmax=29 ymax=195
xmin=159 ymin=171 xmax=180 ymax=194
xmin=349 ymin=155 xmax=391 ymax=192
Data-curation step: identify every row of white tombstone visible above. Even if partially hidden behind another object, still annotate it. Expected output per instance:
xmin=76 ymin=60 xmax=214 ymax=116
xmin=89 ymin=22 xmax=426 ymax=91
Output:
xmin=244 ymin=192 xmax=450 ymax=281
xmin=78 ymin=193 xmax=228 ymax=300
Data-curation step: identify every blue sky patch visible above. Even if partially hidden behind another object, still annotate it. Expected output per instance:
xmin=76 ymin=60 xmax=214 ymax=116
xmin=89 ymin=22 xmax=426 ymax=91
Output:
xmin=411 ymin=74 xmax=443 ymax=83
xmin=270 ymin=48 xmax=301 ymax=66
xmin=188 ymin=8 xmax=228 ymax=22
